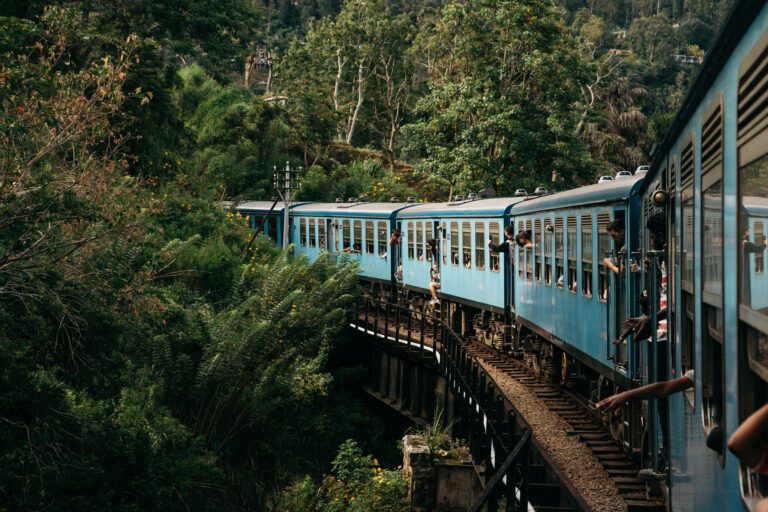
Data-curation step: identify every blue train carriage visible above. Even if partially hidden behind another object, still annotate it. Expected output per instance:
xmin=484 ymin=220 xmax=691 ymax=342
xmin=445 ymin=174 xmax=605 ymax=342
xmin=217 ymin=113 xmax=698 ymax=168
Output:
xmin=226 ymin=200 xmax=294 ymax=244
xmin=509 ymin=177 xmax=644 ymax=389
xmin=396 ymin=196 xmax=526 ymax=349
xmin=289 ymin=201 xmax=415 ymax=289
xmin=638 ymin=1 xmax=768 ymax=510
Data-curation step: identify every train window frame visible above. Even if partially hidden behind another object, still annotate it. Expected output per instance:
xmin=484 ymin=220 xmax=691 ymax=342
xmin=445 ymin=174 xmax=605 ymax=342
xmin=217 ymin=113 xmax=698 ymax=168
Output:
xmin=581 ymin=213 xmax=593 ymax=298
xmin=462 ymin=221 xmax=472 ymax=268
xmin=555 ymin=218 xmax=564 ymax=290
xmin=343 ymin=219 xmax=351 ymax=251
xmin=300 ymin=218 xmax=307 ymax=247
xmin=681 ymin=134 xmax=695 ymax=293
xmin=442 ymin=222 xmax=448 ymax=266
xmin=475 ymin=222 xmax=486 ymax=270
xmin=268 ymin=216 xmax=278 ymax=243
xmin=699 ymin=94 xmax=725 ymax=458
xmin=544 ymin=218 xmax=553 ymax=286
xmin=353 ymin=220 xmax=362 ymax=253
xmin=490 ymin=222 xmax=501 ymax=272
xmin=755 ymin=222 xmax=765 ymax=274
xmin=309 ymin=218 xmax=317 ymax=248
xmin=567 ymin=216 xmax=577 ymax=293
xmin=517 ymin=219 xmax=524 ymax=278
xmin=365 ymin=221 xmax=374 ymax=254
xmin=450 ymin=222 xmax=459 ymax=266
xmin=407 ymin=221 xmax=415 ymax=260
xmin=525 ymin=220 xmax=533 ymax=280
xmin=597 ymin=212 xmax=612 ymax=303
xmin=416 ymin=222 xmax=424 ymax=261
xmin=534 ymin=219 xmax=542 ymax=283
xmin=378 ymin=221 xmax=387 ymax=257
xmin=318 ymin=219 xmax=326 ymax=249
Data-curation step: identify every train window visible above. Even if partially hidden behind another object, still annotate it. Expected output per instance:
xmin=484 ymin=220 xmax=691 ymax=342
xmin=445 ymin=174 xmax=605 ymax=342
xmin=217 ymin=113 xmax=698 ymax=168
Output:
xmin=365 ymin=221 xmax=374 ymax=254
xmin=416 ymin=222 xmax=424 ymax=260
xmin=407 ymin=222 xmax=414 ymax=260
xmin=309 ymin=218 xmax=317 ymax=248
xmin=567 ymin=216 xmax=577 ymax=293
xmin=525 ymin=220 xmax=533 ymax=280
xmin=442 ymin=222 xmax=448 ymax=266
xmin=754 ymin=222 xmax=766 ymax=274
xmin=252 ymin=215 xmax=262 ymax=230
xmin=544 ymin=218 xmax=552 ymax=285
xmin=490 ymin=222 xmax=500 ymax=272
xmin=343 ymin=220 xmax=351 ymax=251
xmin=518 ymin=221 xmax=524 ymax=278
xmin=475 ymin=222 xmax=485 ymax=270
xmin=354 ymin=220 xmax=362 ymax=252
xmin=462 ymin=222 xmax=472 ymax=268
xmin=534 ymin=219 xmax=542 ymax=283
xmin=581 ymin=214 xmax=593 ymax=298
xmin=268 ymin=216 xmax=278 ymax=243
xmin=738 ymin=33 xmax=768 ymax=509
xmin=555 ymin=218 xmax=564 ymax=289
xmin=318 ymin=219 xmax=326 ymax=249
xmin=451 ymin=222 xmax=459 ymax=266
xmin=300 ymin=218 xmax=307 ymax=246
xmin=378 ymin=221 xmax=387 ymax=257
xmin=597 ymin=212 xmax=611 ymax=302
xmin=681 ymin=136 xmax=695 ymax=292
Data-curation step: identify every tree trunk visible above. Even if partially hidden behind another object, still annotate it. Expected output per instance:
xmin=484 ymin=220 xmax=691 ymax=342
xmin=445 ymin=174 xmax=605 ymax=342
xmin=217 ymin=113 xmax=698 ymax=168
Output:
xmin=345 ymin=59 xmax=365 ymax=144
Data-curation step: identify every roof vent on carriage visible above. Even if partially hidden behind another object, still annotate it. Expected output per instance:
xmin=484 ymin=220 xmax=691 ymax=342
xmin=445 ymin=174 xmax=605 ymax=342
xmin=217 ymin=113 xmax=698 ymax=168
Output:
xmin=359 ymin=195 xmax=371 ymax=203
xmin=390 ymin=196 xmax=400 ymax=202
xmin=454 ymin=195 xmax=465 ymax=201
xmin=406 ymin=196 xmax=416 ymax=203
xmin=335 ymin=197 xmax=344 ymax=203
xmin=514 ymin=189 xmax=528 ymax=197
xmin=479 ymin=188 xmax=496 ymax=199
xmin=467 ymin=193 xmax=478 ymax=200
xmin=533 ymin=187 xmax=548 ymax=196
xmin=347 ymin=197 xmax=358 ymax=202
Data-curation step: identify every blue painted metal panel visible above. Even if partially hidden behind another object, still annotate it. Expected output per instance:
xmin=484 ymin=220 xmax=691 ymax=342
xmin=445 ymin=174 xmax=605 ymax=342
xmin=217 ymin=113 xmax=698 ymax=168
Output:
xmin=511 ymin=177 xmax=644 ymax=215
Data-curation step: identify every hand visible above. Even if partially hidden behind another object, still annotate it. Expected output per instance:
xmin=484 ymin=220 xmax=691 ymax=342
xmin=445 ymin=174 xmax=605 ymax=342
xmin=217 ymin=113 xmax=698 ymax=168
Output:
xmin=596 ymin=393 xmax=626 ymax=415
xmin=602 ymin=257 xmax=612 ymax=266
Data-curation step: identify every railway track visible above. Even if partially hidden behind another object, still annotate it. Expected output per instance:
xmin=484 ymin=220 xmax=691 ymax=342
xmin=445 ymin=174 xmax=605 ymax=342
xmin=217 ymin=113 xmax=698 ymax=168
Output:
xmin=465 ymin=341 xmax=665 ymax=512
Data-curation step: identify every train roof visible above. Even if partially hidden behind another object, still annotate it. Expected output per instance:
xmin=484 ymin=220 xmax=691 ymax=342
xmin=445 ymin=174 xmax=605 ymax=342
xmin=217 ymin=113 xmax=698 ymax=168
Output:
xmin=290 ymin=202 xmax=417 ymax=217
xmin=510 ymin=177 xmax=644 ymax=215
xmin=744 ymin=195 xmax=768 ymax=216
xmin=397 ymin=197 xmax=528 ymax=218
xmin=225 ymin=200 xmax=298 ymax=213
xmin=643 ymin=0 xmax=766 ymax=191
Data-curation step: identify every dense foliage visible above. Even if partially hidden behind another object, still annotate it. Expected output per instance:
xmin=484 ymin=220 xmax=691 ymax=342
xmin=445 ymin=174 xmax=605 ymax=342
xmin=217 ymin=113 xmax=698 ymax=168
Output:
xmin=0 ymin=0 xmax=736 ymax=509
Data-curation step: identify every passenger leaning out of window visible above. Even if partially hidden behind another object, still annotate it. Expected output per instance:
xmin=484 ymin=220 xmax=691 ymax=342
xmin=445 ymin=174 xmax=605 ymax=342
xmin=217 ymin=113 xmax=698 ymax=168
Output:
xmin=515 ymin=230 xmax=533 ymax=249
xmin=602 ymin=220 xmax=626 ymax=275
xmin=488 ymin=225 xmax=515 ymax=253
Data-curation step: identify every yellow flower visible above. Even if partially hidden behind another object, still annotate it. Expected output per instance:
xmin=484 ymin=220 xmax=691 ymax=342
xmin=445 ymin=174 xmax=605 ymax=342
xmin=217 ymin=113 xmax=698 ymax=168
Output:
xmin=373 ymin=458 xmax=378 ymax=466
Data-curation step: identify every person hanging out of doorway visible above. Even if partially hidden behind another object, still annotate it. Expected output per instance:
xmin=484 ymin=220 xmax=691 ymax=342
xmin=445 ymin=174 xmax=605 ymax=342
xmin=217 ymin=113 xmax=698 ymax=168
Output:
xmin=489 ymin=225 xmax=516 ymax=253
xmin=429 ymin=263 xmax=441 ymax=305
xmin=603 ymin=220 xmax=626 ymax=275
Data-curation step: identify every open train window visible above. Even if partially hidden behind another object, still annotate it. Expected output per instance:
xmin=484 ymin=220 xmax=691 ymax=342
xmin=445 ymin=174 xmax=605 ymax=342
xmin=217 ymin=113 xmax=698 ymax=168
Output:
xmin=407 ymin=222 xmax=414 ymax=259
xmin=353 ymin=220 xmax=362 ymax=252
xmin=365 ymin=221 xmax=374 ymax=254
xmin=581 ymin=214 xmax=593 ymax=298
xmin=450 ymin=222 xmax=459 ymax=266
xmin=309 ymin=218 xmax=317 ymax=248
xmin=555 ymin=218 xmax=564 ymax=289
xmin=567 ymin=216 xmax=577 ymax=293
xmin=475 ymin=222 xmax=485 ymax=270
xmin=681 ymin=135 xmax=695 ymax=293
xmin=517 ymin=220 xmax=524 ymax=278
xmin=416 ymin=222 xmax=424 ymax=260
xmin=738 ymin=30 xmax=768 ymax=509
xmin=534 ymin=219 xmax=542 ymax=283
xmin=343 ymin=220 xmax=350 ymax=251
xmin=300 ymin=218 xmax=307 ymax=246
xmin=544 ymin=218 xmax=552 ymax=285
xmin=268 ymin=216 xmax=278 ymax=243
xmin=700 ymin=96 xmax=724 ymax=455
xmin=377 ymin=221 xmax=386 ymax=256
xmin=462 ymin=222 xmax=472 ymax=268
xmin=597 ymin=212 xmax=611 ymax=302
xmin=319 ymin=219 xmax=326 ymax=249
xmin=489 ymin=222 xmax=500 ymax=272
xmin=525 ymin=220 xmax=533 ymax=280
xmin=442 ymin=222 xmax=448 ymax=266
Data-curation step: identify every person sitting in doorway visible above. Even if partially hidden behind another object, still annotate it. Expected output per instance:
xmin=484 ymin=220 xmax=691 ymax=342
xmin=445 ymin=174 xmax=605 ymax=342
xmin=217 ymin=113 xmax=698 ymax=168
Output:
xmin=429 ymin=263 xmax=441 ymax=305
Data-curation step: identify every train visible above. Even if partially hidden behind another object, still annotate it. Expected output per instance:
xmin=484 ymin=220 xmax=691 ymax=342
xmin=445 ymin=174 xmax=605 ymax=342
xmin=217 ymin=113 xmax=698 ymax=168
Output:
xmin=230 ymin=0 xmax=768 ymax=509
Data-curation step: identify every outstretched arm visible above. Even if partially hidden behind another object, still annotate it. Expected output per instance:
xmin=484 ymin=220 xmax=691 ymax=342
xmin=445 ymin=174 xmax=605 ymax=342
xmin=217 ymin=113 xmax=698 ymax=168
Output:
xmin=728 ymin=403 xmax=768 ymax=467
xmin=597 ymin=375 xmax=693 ymax=414
xmin=488 ymin=240 xmax=509 ymax=253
